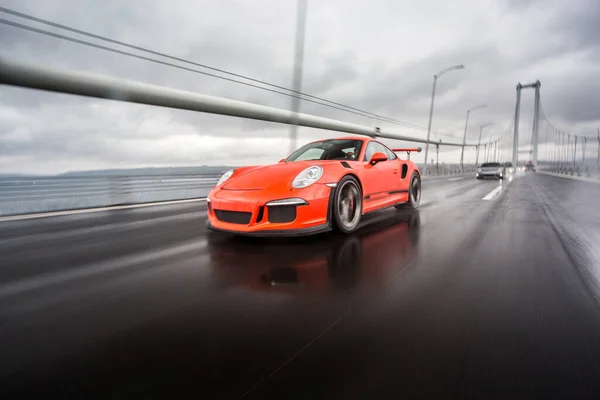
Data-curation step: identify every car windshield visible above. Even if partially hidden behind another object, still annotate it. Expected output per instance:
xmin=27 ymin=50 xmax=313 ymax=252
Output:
xmin=481 ymin=163 xmax=502 ymax=167
xmin=285 ymin=139 xmax=364 ymax=161
xmin=504 ymin=162 xmax=514 ymax=167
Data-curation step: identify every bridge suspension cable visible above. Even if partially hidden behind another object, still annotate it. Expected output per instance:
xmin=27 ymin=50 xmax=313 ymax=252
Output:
xmin=0 ymin=7 xmax=430 ymax=133
xmin=536 ymin=96 xmax=598 ymax=168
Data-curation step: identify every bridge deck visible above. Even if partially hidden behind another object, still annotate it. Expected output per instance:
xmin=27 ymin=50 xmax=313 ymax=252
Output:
xmin=1 ymin=172 xmax=600 ymax=398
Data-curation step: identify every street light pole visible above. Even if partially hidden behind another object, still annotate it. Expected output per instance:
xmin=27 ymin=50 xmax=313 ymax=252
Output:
xmin=423 ymin=64 xmax=465 ymax=167
xmin=573 ymin=134 xmax=577 ymax=166
xmin=436 ymin=141 xmax=440 ymax=175
xmin=460 ymin=104 xmax=487 ymax=171
xmin=476 ymin=123 xmax=493 ymax=166
xmin=288 ymin=0 xmax=308 ymax=155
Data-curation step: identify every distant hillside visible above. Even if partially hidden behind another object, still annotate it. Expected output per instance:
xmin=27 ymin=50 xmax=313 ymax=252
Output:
xmin=60 ymin=166 xmax=235 ymax=177
xmin=0 ymin=173 xmax=35 ymax=178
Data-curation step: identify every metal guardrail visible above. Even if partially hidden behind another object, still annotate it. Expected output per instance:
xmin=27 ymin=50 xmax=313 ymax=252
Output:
xmin=0 ymin=166 xmax=479 ymax=216
xmin=419 ymin=164 xmax=478 ymax=176
xmin=539 ymin=162 xmax=600 ymax=179
xmin=0 ymin=174 xmax=220 ymax=216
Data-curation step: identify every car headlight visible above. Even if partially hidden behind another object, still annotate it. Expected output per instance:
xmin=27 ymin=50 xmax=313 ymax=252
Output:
xmin=292 ymin=165 xmax=323 ymax=189
xmin=477 ymin=168 xmax=482 ymax=172
xmin=216 ymin=169 xmax=235 ymax=186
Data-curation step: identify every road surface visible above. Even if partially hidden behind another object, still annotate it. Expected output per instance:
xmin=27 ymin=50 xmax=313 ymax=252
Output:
xmin=1 ymin=172 xmax=600 ymax=399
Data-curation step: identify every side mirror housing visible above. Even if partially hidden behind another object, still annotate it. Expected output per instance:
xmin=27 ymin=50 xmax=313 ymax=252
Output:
xmin=279 ymin=158 xmax=285 ymax=163
xmin=369 ymin=152 xmax=388 ymax=165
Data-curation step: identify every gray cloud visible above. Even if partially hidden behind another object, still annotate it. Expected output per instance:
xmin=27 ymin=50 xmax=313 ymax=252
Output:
xmin=0 ymin=0 xmax=599 ymax=174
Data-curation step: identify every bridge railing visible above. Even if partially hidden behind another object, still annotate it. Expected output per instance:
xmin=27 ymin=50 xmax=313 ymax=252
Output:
xmin=539 ymin=162 xmax=600 ymax=179
xmin=419 ymin=164 xmax=478 ymax=176
xmin=0 ymin=166 xmax=480 ymax=216
xmin=0 ymin=174 xmax=222 ymax=216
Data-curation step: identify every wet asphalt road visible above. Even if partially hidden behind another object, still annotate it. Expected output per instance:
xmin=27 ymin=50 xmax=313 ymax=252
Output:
xmin=1 ymin=172 xmax=600 ymax=399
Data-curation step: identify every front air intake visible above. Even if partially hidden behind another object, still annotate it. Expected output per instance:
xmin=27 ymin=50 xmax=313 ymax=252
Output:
xmin=267 ymin=205 xmax=296 ymax=223
xmin=214 ymin=210 xmax=252 ymax=224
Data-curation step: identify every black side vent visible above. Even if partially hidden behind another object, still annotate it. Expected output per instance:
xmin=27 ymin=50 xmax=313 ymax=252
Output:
xmin=340 ymin=161 xmax=352 ymax=169
xmin=401 ymin=164 xmax=408 ymax=179
xmin=256 ymin=206 xmax=265 ymax=223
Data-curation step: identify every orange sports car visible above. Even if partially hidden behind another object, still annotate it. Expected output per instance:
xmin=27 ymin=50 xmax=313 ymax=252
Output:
xmin=206 ymin=135 xmax=421 ymax=236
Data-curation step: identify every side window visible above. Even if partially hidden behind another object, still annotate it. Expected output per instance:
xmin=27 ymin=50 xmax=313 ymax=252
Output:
xmin=363 ymin=142 xmax=377 ymax=161
xmin=365 ymin=141 xmax=395 ymax=161
xmin=382 ymin=144 xmax=398 ymax=160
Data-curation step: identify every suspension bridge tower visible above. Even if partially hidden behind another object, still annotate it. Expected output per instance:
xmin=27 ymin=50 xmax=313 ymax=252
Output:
xmin=513 ymin=80 xmax=541 ymax=167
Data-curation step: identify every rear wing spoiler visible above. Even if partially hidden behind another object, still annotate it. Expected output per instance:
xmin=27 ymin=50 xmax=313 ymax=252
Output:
xmin=392 ymin=147 xmax=422 ymax=160
xmin=392 ymin=147 xmax=422 ymax=153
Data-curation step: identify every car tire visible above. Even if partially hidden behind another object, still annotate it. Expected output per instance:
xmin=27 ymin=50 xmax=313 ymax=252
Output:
xmin=395 ymin=171 xmax=421 ymax=210
xmin=333 ymin=175 xmax=363 ymax=234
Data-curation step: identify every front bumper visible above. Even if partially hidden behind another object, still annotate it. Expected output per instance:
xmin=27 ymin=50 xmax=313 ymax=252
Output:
xmin=476 ymin=172 xmax=503 ymax=179
xmin=206 ymin=183 xmax=335 ymax=237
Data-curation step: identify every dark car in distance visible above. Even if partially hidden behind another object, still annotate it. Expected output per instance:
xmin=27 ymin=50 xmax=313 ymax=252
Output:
xmin=503 ymin=162 xmax=515 ymax=174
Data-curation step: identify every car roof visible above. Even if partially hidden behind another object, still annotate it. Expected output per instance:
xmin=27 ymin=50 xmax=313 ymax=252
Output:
xmin=313 ymin=135 xmax=369 ymax=142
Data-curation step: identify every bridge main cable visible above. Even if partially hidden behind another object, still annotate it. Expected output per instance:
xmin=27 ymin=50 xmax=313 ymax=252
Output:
xmin=0 ymin=56 xmax=475 ymax=147
xmin=0 ymin=7 xmax=428 ymax=132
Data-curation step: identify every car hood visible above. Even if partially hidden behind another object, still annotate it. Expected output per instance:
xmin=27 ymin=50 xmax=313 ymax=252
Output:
xmin=480 ymin=166 xmax=503 ymax=171
xmin=222 ymin=161 xmax=318 ymax=190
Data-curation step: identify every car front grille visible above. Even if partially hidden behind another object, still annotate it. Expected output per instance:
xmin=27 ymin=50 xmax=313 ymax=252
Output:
xmin=214 ymin=210 xmax=252 ymax=224
xmin=267 ymin=205 xmax=296 ymax=223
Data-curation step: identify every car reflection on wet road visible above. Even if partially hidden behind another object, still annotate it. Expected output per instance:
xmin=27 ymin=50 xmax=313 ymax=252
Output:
xmin=207 ymin=210 xmax=420 ymax=298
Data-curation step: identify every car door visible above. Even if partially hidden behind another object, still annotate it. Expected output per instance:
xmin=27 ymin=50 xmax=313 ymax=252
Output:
xmin=361 ymin=141 xmax=398 ymax=206
xmin=381 ymin=143 xmax=405 ymax=193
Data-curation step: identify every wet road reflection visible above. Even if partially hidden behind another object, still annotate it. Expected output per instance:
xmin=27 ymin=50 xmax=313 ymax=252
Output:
xmin=207 ymin=210 xmax=420 ymax=298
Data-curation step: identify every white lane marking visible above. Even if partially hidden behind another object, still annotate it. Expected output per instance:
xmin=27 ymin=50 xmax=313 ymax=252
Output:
xmin=482 ymin=185 xmax=503 ymax=200
xmin=538 ymin=171 xmax=600 ymax=185
xmin=0 ymin=239 xmax=208 ymax=299
xmin=448 ymin=177 xmax=464 ymax=181
xmin=0 ymin=197 xmax=207 ymax=223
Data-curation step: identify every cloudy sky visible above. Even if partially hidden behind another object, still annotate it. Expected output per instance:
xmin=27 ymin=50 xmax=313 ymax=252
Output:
xmin=0 ymin=0 xmax=599 ymax=174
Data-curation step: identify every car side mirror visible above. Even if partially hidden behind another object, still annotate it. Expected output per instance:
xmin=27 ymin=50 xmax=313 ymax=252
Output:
xmin=369 ymin=152 xmax=388 ymax=165
xmin=279 ymin=158 xmax=285 ymax=163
